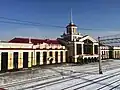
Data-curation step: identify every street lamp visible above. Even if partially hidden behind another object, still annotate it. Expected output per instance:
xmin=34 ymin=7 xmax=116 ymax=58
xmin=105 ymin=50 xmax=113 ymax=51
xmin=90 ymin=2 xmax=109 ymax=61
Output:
xmin=98 ymin=37 xmax=103 ymax=74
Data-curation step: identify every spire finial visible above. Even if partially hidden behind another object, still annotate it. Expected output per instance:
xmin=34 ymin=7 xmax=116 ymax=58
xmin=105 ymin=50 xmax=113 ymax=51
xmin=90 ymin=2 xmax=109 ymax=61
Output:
xmin=70 ymin=8 xmax=73 ymax=24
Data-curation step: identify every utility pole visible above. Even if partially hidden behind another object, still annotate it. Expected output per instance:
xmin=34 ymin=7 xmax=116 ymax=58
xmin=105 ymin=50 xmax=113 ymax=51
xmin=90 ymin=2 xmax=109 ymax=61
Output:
xmin=98 ymin=37 xmax=103 ymax=74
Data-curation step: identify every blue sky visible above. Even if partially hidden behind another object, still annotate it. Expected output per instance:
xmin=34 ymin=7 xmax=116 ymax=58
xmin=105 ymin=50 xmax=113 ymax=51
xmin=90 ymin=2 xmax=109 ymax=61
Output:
xmin=0 ymin=0 xmax=120 ymax=40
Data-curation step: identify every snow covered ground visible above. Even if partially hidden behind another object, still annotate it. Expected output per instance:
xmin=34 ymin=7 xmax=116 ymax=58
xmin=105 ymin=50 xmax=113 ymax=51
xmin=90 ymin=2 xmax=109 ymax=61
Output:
xmin=0 ymin=59 xmax=120 ymax=90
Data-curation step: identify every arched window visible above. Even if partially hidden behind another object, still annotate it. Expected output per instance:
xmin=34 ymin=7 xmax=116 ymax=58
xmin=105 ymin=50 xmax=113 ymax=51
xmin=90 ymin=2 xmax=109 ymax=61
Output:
xmin=84 ymin=39 xmax=93 ymax=54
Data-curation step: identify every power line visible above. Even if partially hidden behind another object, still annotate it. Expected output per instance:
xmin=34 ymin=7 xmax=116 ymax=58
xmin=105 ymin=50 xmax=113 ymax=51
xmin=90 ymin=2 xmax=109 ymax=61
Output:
xmin=0 ymin=16 xmax=104 ymax=31
xmin=0 ymin=16 xmax=65 ymax=28
xmin=0 ymin=16 xmax=94 ymax=30
xmin=0 ymin=16 xmax=120 ymax=32
xmin=1 ymin=16 xmax=120 ymax=45
xmin=0 ymin=20 xmax=39 ymax=26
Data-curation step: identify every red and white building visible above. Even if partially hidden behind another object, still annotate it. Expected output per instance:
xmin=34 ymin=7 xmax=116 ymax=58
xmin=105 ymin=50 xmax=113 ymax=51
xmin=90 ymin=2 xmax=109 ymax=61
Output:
xmin=0 ymin=38 xmax=67 ymax=72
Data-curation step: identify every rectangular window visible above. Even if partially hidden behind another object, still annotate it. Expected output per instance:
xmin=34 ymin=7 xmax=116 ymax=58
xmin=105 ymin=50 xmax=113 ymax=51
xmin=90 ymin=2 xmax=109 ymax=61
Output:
xmin=77 ymin=44 xmax=82 ymax=55
xmin=31 ymin=52 xmax=33 ymax=66
xmin=94 ymin=45 xmax=98 ymax=54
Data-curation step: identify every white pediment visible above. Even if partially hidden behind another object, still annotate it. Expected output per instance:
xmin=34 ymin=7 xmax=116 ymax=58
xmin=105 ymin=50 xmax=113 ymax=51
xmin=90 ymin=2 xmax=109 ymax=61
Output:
xmin=79 ymin=35 xmax=97 ymax=42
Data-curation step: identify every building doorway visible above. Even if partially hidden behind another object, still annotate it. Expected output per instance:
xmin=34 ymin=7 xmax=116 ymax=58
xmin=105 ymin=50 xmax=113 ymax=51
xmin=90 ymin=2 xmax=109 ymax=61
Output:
xmin=23 ymin=52 xmax=28 ymax=68
xmin=55 ymin=51 xmax=58 ymax=64
xmin=13 ymin=52 xmax=18 ymax=70
xmin=1 ymin=52 xmax=8 ymax=72
xmin=36 ymin=52 xmax=40 ymax=66
xmin=66 ymin=51 xmax=68 ymax=63
xmin=43 ymin=52 xmax=47 ymax=65
xmin=60 ymin=51 xmax=63 ymax=63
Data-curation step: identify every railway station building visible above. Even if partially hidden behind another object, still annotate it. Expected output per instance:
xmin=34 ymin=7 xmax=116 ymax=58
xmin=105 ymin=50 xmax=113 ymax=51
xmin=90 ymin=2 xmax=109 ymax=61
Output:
xmin=0 ymin=18 xmax=119 ymax=72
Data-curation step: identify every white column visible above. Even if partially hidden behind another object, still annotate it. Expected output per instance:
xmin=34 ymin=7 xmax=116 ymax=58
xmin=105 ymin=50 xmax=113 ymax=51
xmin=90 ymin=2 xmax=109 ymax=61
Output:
xmin=82 ymin=44 xmax=84 ymax=55
xmin=47 ymin=51 xmax=49 ymax=64
xmin=63 ymin=50 xmax=66 ymax=63
xmin=34 ymin=50 xmax=36 ymax=66
xmin=28 ymin=52 xmax=31 ymax=68
xmin=9 ymin=52 xmax=14 ymax=70
xmin=40 ymin=51 xmax=43 ymax=65
xmin=74 ymin=43 xmax=77 ymax=63
xmin=58 ymin=51 xmax=61 ymax=63
xmin=93 ymin=44 xmax=94 ymax=55
xmin=114 ymin=51 xmax=115 ymax=58
xmin=0 ymin=52 xmax=1 ymax=71
xmin=18 ymin=51 xmax=23 ymax=69
xmin=52 ymin=51 xmax=55 ymax=64
xmin=74 ymin=43 xmax=77 ymax=56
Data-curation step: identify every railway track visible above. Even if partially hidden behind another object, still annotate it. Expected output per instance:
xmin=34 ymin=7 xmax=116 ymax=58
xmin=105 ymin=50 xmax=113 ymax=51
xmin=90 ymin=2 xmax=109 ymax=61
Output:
xmin=1 ymin=67 xmax=98 ymax=89
xmin=97 ymin=78 xmax=120 ymax=90
xmin=109 ymin=83 xmax=120 ymax=90
xmin=67 ymin=72 xmax=120 ymax=90
xmin=12 ymin=69 xmax=120 ymax=90
xmin=1 ymin=61 xmax=120 ymax=90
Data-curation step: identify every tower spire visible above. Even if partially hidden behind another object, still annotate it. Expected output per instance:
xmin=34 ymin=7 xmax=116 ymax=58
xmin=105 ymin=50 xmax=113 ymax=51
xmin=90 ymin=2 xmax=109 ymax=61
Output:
xmin=70 ymin=8 xmax=73 ymax=24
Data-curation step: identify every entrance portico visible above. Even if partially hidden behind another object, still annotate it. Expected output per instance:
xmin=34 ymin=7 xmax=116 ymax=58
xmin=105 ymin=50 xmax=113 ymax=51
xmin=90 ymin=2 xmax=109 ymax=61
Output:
xmin=73 ymin=38 xmax=98 ymax=62
xmin=59 ymin=18 xmax=99 ymax=63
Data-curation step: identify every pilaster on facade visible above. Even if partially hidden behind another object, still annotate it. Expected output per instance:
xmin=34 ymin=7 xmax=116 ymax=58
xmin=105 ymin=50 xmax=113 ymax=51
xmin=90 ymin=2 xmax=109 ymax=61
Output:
xmin=31 ymin=50 xmax=35 ymax=66
xmin=58 ymin=51 xmax=61 ymax=63
xmin=18 ymin=52 xmax=23 ymax=69
xmin=93 ymin=44 xmax=94 ymax=55
xmin=8 ymin=52 xmax=13 ymax=70
xmin=63 ymin=50 xmax=66 ymax=63
xmin=74 ymin=43 xmax=77 ymax=56
xmin=46 ymin=51 xmax=50 ymax=64
xmin=82 ymin=44 xmax=84 ymax=55
xmin=52 ymin=51 xmax=55 ymax=64
xmin=74 ymin=56 xmax=78 ymax=63
xmin=40 ymin=51 xmax=43 ymax=65
xmin=28 ymin=51 xmax=32 ymax=67
xmin=0 ymin=52 xmax=1 ymax=71
xmin=33 ymin=50 xmax=36 ymax=66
